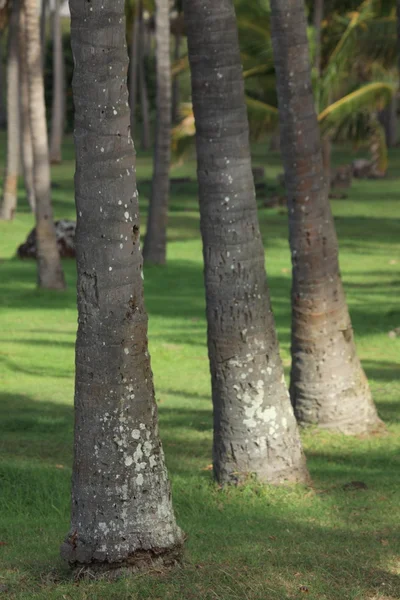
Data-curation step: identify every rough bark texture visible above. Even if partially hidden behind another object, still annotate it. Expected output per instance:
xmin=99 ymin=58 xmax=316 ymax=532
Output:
xmin=49 ymin=0 xmax=65 ymax=164
xmin=24 ymin=0 xmax=65 ymax=289
xmin=61 ymin=0 xmax=183 ymax=570
xmin=129 ymin=0 xmax=141 ymax=139
xmin=143 ymin=0 xmax=172 ymax=265
xmin=19 ymin=6 xmax=35 ymax=212
xmin=270 ymin=0 xmax=382 ymax=434
xmin=1 ymin=0 xmax=20 ymax=221
xmin=183 ymin=0 xmax=309 ymax=485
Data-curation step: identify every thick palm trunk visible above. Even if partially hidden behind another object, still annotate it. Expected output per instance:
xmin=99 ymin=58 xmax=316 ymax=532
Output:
xmin=40 ymin=0 xmax=48 ymax=68
xmin=129 ymin=0 xmax=141 ymax=139
xmin=24 ymin=0 xmax=65 ymax=289
xmin=49 ymin=0 xmax=65 ymax=164
xmin=183 ymin=0 xmax=309 ymax=485
xmin=270 ymin=0 xmax=382 ymax=434
xmin=1 ymin=0 xmax=20 ymax=221
xmin=61 ymin=0 xmax=183 ymax=570
xmin=19 ymin=6 xmax=35 ymax=212
xmin=143 ymin=0 xmax=171 ymax=264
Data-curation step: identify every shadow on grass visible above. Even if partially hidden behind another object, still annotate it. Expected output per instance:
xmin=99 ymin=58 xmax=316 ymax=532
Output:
xmin=1 ymin=392 xmax=400 ymax=599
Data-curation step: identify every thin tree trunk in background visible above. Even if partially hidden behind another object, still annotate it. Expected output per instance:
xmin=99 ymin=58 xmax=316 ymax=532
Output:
xmin=143 ymin=0 xmax=171 ymax=264
xmin=0 ymin=32 xmax=7 ymax=129
xmin=183 ymin=0 xmax=309 ymax=485
xmin=171 ymin=30 xmax=182 ymax=123
xmin=139 ymin=16 xmax=151 ymax=151
xmin=61 ymin=0 xmax=183 ymax=570
xmin=24 ymin=0 xmax=65 ymax=290
xmin=40 ymin=0 xmax=48 ymax=69
xmin=1 ymin=0 xmax=20 ymax=221
xmin=129 ymin=0 xmax=141 ymax=139
xmin=270 ymin=0 xmax=382 ymax=434
xmin=313 ymin=0 xmax=324 ymax=74
xmin=19 ymin=5 xmax=36 ymax=212
xmin=379 ymin=97 xmax=397 ymax=148
xmin=49 ymin=0 xmax=65 ymax=163
xmin=321 ymin=136 xmax=331 ymax=187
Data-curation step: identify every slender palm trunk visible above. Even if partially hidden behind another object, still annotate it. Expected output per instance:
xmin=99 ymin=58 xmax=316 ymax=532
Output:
xmin=171 ymin=30 xmax=182 ymax=124
xmin=1 ymin=0 xmax=20 ymax=221
xmin=270 ymin=0 xmax=382 ymax=434
xmin=139 ymin=16 xmax=151 ymax=151
xmin=321 ymin=136 xmax=331 ymax=187
xmin=19 ymin=5 xmax=35 ymax=212
xmin=24 ymin=0 xmax=65 ymax=289
xmin=62 ymin=0 xmax=183 ymax=570
xmin=143 ymin=0 xmax=171 ymax=264
xmin=129 ymin=0 xmax=141 ymax=139
xmin=40 ymin=0 xmax=48 ymax=69
xmin=49 ymin=0 xmax=65 ymax=164
xmin=379 ymin=98 xmax=397 ymax=149
xmin=313 ymin=0 xmax=324 ymax=74
xmin=183 ymin=0 xmax=309 ymax=485
xmin=0 ymin=32 xmax=6 ymax=129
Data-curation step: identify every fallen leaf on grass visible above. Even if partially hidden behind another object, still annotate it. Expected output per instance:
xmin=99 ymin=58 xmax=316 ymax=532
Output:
xmin=201 ymin=464 xmax=213 ymax=471
xmin=380 ymin=539 xmax=389 ymax=546
xmin=55 ymin=464 xmax=64 ymax=469
xmin=0 ymin=542 xmax=7 ymax=546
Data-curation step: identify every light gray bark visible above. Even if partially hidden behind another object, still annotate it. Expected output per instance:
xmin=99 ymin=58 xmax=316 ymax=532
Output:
xmin=19 ymin=5 xmax=36 ymax=212
xmin=0 ymin=31 xmax=6 ymax=129
xmin=1 ymin=0 xmax=20 ymax=221
xmin=143 ymin=0 xmax=172 ymax=264
xmin=171 ymin=30 xmax=182 ymax=124
xmin=49 ymin=0 xmax=65 ymax=164
xmin=40 ymin=0 xmax=48 ymax=69
xmin=270 ymin=0 xmax=382 ymax=434
xmin=24 ymin=0 xmax=65 ymax=289
xmin=183 ymin=0 xmax=309 ymax=485
xmin=61 ymin=0 xmax=183 ymax=571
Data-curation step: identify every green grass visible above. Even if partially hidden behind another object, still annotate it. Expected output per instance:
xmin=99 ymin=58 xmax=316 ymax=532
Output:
xmin=0 ymin=135 xmax=400 ymax=600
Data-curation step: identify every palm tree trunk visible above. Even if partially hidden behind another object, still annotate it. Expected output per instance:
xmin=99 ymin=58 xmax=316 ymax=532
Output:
xmin=129 ymin=0 xmax=141 ymax=139
xmin=379 ymin=97 xmax=397 ymax=148
xmin=61 ymin=0 xmax=183 ymax=570
xmin=313 ymin=0 xmax=324 ymax=74
xmin=171 ymin=29 xmax=182 ymax=124
xmin=1 ymin=0 xmax=20 ymax=221
xmin=23 ymin=0 xmax=65 ymax=289
xmin=321 ymin=136 xmax=331 ymax=187
xmin=40 ymin=0 xmax=48 ymax=69
xmin=0 ymin=32 xmax=7 ymax=129
xmin=143 ymin=0 xmax=171 ymax=264
xmin=183 ymin=0 xmax=309 ymax=485
xmin=270 ymin=0 xmax=382 ymax=434
xmin=19 ymin=4 xmax=35 ymax=212
xmin=49 ymin=0 xmax=65 ymax=164
xmin=139 ymin=15 xmax=151 ymax=151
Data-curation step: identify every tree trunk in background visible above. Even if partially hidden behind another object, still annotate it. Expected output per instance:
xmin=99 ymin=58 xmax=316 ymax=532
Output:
xmin=40 ymin=0 xmax=48 ymax=69
xmin=129 ymin=0 xmax=141 ymax=139
xmin=19 ymin=5 xmax=36 ymax=212
xmin=171 ymin=30 xmax=182 ymax=124
xmin=24 ymin=0 xmax=65 ymax=289
xmin=183 ymin=0 xmax=309 ymax=485
xmin=61 ymin=0 xmax=183 ymax=570
xmin=0 ymin=32 xmax=7 ymax=129
xmin=49 ymin=0 xmax=65 ymax=164
xmin=270 ymin=0 xmax=382 ymax=434
xmin=313 ymin=0 xmax=323 ymax=74
xmin=379 ymin=97 xmax=397 ymax=149
xmin=143 ymin=0 xmax=171 ymax=264
xmin=1 ymin=0 xmax=20 ymax=221
xmin=139 ymin=16 xmax=151 ymax=150
xmin=321 ymin=136 xmax=331 ymax=187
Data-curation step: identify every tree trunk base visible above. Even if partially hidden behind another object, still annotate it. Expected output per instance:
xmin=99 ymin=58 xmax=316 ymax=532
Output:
xmin=63 ymin=544 xmax=183 ymax=581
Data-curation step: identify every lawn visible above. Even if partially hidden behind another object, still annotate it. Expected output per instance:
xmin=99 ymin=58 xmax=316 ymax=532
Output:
xmin=0 ymin=136 xmax=399 ymax=600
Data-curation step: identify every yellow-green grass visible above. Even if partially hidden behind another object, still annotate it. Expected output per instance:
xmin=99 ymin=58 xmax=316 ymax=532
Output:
xmin=0 ymin=135 xmax=399 ymax=599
